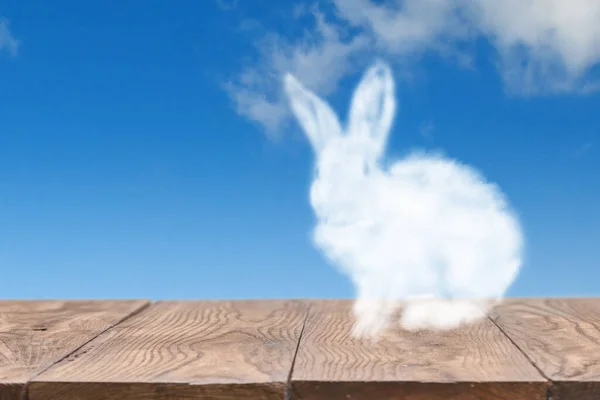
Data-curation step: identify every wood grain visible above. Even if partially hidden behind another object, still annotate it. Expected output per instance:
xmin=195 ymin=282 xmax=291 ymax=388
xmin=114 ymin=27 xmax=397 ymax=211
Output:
xmin=490 ymin=298 xmax=600 ymax=400
xmin=0 ymin=300 xmax=149 ymax=400
xmin=291 ymin=299 xmax=547 ymax=400
xmin=30 ymin=300 xmax=308 ymax=400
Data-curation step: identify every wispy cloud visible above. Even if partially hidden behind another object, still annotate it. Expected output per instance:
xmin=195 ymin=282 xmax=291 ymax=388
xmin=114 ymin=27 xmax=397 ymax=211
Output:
xmin=574 ymin=141 xmax=594 ymax=158
xmin=225 ymin=8 xmax=369 ymax=138
xmin=0 ymin=19 xmax=19 ymax=56
xmin=215 ymin=0 xmax=238 ymax=11
xmin=419 ymin=120 xmax=435 ymax=140
xmin=331 ymin=0 xmax=474 ymax=57
xmin=225 ymin=0 xmax=600 ymax=136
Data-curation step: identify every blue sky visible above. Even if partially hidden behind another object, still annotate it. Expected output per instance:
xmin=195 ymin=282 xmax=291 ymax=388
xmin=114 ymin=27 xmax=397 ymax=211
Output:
xmin=0 ymin=0 xmax=598 ymax=299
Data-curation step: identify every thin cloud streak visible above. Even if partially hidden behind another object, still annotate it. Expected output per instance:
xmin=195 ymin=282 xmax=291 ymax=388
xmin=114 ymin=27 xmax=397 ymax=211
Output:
xmin=0 ymin=19 xmax=19 ymax=56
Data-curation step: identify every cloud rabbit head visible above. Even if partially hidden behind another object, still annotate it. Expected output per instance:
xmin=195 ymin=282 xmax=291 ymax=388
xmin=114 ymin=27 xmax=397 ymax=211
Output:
xmin=283 ymin=61 xmax=396 ymax=177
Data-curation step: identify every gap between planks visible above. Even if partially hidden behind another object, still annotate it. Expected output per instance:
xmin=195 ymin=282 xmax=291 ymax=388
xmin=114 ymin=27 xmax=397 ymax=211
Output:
xmin=285 ymin=302 xmax=312 ymax=400
xmin=487 ymin=315 xmax=553 ymax=400
xmin=19 ymin=301 xmax=152 ymax=400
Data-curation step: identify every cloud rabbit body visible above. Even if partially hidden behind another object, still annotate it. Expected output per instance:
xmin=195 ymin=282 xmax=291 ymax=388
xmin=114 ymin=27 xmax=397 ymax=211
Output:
xmin=283 ymin=61 xmax=523 ymax=337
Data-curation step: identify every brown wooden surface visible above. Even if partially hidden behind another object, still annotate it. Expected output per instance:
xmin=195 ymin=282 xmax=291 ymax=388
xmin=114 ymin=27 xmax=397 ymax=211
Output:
xmin=290 ymin=299 xmax=548 ymax=400
xmin=490 ymin=298 xmax=600 ymax=400
xmin=0 ymin=300 xmax=149 ymax=400
xmin=30 ymin=300 xmax=308 ymax=400
xmin=1 ymin=298 xmax=599 ymax=399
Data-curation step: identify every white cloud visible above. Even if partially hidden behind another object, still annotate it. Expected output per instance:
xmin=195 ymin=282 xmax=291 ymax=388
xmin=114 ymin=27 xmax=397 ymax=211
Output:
xmin=227 ymin=0 xmax=600 ymax=135
xmin=225 ymin=8 xmax=369 ymax=138
xmin=467 ymin=0 xmax=600 ymax=94
xmin=283 ymin=62 xmax=523 ymax=336
xmin=332 ymin=0 xmax=600 ymax=94
xmin=0 ymin=19 xmax=19 ymax=56
xmin=331 ymin=0 xmax=473 ymax=55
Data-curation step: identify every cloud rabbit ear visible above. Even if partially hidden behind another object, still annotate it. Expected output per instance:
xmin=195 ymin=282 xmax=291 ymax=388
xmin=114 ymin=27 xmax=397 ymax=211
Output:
xmin=347 ymin=61 xmax=396 ymax=153
xmin=283 ymin=73 xmax=341 ymax=152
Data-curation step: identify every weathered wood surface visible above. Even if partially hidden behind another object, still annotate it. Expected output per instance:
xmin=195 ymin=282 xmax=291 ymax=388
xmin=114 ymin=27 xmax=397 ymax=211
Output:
xmin=490 ymin=298 xmax=600 ymax=400
xmin=1 ymin=298 xmax=600 ymax=399
xmin=30 ymin=300 xmax=308 ymax=400
xmin=290 ymin=299 xmax=548 ymax=400
xmin=0 ymin=300 xmax=149 ymax=400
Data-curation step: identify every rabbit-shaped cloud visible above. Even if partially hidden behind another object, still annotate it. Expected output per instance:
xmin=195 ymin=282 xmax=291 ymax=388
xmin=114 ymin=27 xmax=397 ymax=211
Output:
xmin=283 ymin=61 xmax=523 ymax=338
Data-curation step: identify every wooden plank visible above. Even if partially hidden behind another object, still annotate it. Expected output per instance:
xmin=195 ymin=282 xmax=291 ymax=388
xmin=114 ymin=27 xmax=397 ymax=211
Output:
xmin=30 ymin=300 xmax=308 ymax=400
xmin=0 ymin=300 xmax=149 ymax=400
xmin=490 ymin=298 xmax=600 ymax=400
xmin=290 ymin=299 xmax=547 ymax=400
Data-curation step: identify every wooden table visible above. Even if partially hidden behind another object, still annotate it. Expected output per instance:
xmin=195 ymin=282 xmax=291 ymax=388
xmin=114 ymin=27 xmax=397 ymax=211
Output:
xmin=1 ymin=298 xmax=599 ymax=399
